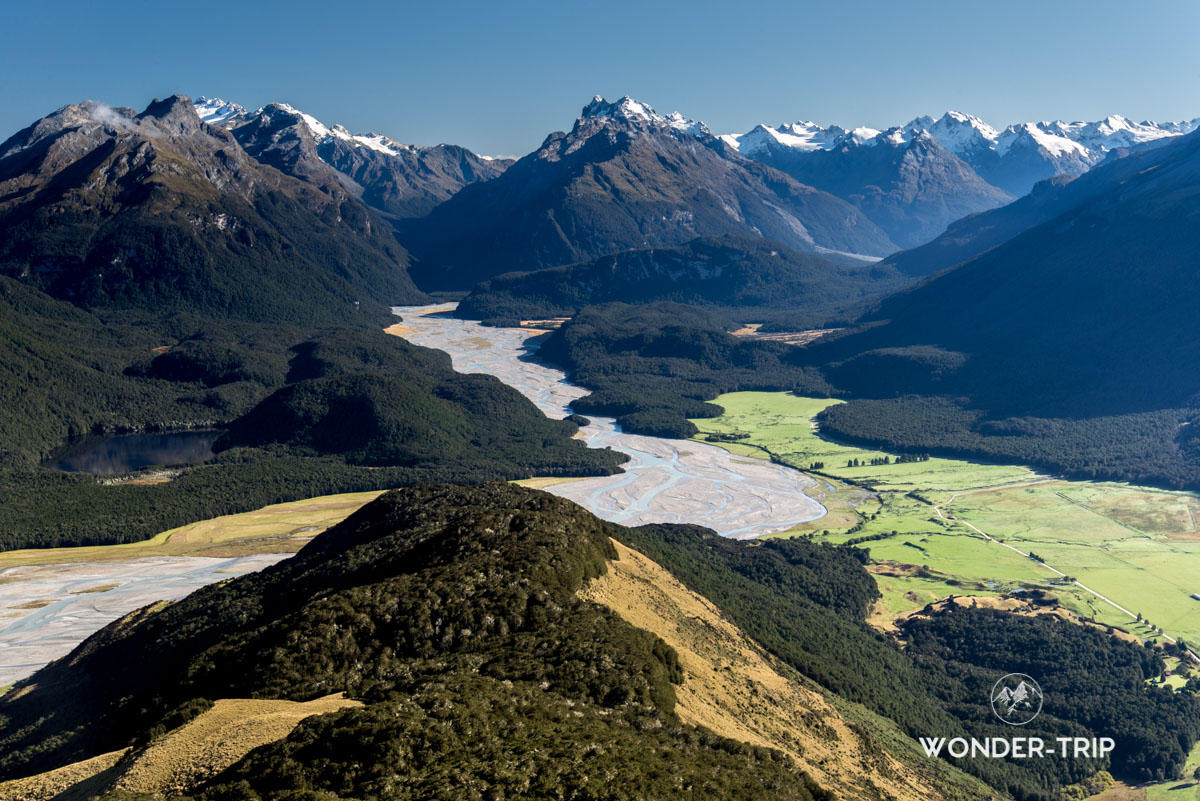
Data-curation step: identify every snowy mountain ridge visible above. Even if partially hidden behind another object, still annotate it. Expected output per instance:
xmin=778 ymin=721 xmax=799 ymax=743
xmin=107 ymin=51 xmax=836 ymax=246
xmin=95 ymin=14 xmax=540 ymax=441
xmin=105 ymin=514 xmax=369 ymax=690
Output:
xmin=579 ymin=95 xmax=711 ymax=137
xmin=725 ymin=110 xmax=1198 ymax=161
xmin=194 ymin=97 xmax=419 ymax=157
xmin=723 ymin=109 xmax=1198 ymax=196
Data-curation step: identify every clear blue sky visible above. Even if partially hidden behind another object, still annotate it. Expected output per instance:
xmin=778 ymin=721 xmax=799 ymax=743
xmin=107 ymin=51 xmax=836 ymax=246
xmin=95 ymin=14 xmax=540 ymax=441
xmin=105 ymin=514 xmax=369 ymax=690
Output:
xmin=3 ymin=0 xmax=1198 ymax=157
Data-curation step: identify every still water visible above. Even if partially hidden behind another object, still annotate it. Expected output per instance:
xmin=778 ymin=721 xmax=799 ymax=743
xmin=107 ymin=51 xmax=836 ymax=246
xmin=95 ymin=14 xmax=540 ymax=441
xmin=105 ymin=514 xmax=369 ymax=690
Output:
xmin=49 ymin=430 xmax=223 ymax=475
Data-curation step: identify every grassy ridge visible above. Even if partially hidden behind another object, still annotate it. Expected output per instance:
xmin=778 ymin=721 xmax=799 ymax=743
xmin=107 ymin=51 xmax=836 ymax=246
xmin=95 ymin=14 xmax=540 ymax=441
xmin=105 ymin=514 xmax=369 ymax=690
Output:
xmin=0 ymin=490 xmax=384 ymax=568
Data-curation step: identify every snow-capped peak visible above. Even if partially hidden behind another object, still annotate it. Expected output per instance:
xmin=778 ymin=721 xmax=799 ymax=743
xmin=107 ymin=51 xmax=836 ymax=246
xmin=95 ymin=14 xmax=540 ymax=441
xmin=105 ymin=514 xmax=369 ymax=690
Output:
xmin=995 ymin=121 xmax=1089 ymax=159
xmin=194 ymin=96 xmax=247 ymax=125
xmin=582 ymin=95 xmax=657 ymax=122
xmin=664 ymin=110 xmax=709 ymax=137
xmin=207 ymin=99 xmax=416 ymax=157
xmin=725 ymin=108 xmax=1196 ymax=169
xmin=269 ymin=103 xmax=337 ymax=142
xmin=726 ymin=121 xmax=856 ymax=154
xmin=1038 ymin=115 xmax=1198 ymax=153
xmin=580 ymin=95 xmax=710 ymax=136
xmin=845 ymin=126 xmax=883 ymax=145
xmin=907 ymin=110 xmax=1000 ymax=157
xmin=879 ymin=127 xmax=914 ymax=147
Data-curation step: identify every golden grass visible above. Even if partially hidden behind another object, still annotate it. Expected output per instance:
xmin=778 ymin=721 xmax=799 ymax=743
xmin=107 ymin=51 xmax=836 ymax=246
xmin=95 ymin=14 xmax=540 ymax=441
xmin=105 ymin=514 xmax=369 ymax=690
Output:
xmin=0 ymin=491 xmax=385 ymax=568
xmin=0 ymin=748 xmax=127 ymax=801
xmin=1093 ymin=782 xmax=1148 ymax=801
xmin=114 ymin=694 xmax=361 ymax=795
xmin=580 ymin=539 xmax=960 ymax=801
xmin=729 ymin=325 xmax=843 ymax=345
xmin=511 ymin=476 xmax=589 ymax=490
xmin=0 ymin=694 xmax=361 ymax=800
xmin=518 ymin=317 xmax=569 ymax=329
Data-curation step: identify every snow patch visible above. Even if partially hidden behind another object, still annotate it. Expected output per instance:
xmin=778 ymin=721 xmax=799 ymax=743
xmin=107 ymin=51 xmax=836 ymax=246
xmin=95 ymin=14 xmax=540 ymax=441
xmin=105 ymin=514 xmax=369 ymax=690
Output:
xmin=194 ymin=97 xmax=247 ymax=124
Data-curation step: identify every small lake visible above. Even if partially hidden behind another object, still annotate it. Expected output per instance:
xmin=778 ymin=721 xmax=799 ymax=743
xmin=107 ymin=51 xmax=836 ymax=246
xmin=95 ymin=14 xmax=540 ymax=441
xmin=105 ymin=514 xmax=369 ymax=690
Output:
xmin=48 ymin=430 xmax=223 ymax=475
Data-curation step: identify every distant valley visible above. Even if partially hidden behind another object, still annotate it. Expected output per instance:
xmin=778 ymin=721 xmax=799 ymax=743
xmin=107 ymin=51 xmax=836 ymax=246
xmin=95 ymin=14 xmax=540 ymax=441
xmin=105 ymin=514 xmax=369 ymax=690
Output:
xmin=2 ymin=85 xmax=1200 ymax=801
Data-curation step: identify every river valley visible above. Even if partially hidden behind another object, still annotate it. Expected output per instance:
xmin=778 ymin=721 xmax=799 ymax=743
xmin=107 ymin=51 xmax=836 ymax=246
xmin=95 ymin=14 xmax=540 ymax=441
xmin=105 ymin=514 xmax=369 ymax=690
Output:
xmin=0 ymin=306 xmax=828 ymax=685
xmin=391 ymin=305 xmax=828 ymax=538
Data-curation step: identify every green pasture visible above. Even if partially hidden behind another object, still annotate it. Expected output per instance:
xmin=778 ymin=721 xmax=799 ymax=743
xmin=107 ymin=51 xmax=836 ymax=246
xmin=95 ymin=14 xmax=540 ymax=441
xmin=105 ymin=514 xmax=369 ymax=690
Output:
xmin=692 ymin=392 xmax=1200 ymax=647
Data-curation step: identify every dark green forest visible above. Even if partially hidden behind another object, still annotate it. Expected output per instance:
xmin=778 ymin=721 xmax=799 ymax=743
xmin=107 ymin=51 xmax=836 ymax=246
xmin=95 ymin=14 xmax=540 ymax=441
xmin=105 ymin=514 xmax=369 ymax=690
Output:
xmin=815 ymin=395 xmax=1200 ymax=489
xmin=901 ymin=607 xmax=1200 ymax=782
xmin=0 ymin=484 xmax=829 ymax=801
xmin=457 ymin=234 xmax=908 ymax=329
xmin=537 ymin=302 xmax=833 ymax=438
xmin=0 ymin=278 xmax=622 ymax=550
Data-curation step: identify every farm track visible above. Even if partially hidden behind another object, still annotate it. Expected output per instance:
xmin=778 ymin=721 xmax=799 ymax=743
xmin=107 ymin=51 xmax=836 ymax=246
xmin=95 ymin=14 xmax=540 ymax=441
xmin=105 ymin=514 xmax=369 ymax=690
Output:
xmin=933 ymin=490 xmax=1199 ymax=660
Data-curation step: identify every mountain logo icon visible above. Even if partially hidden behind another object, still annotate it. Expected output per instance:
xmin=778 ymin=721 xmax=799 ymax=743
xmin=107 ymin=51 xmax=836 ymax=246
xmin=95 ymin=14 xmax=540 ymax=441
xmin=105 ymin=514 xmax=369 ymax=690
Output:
xmin=990 ymin=673 xmax=1043 ymax=725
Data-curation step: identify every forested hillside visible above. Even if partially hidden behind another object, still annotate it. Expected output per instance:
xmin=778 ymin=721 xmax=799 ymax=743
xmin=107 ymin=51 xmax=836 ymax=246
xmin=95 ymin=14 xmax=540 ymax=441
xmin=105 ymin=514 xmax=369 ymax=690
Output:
xmin=537 ymin=302 xmax=834 ymax=437
xmin=801 ymin=129 xmax=1200 ymax=488
xmin=618 ymin=522 xmax=1200 ymax=798
xmin=0 ymin=279 xmax=622 ymax=551
xmin=0 ymin=484 xmax=830 ymax=801
xmin=458 ymin=234 xmax=909 ymax=327
xmin=3 ymin=484 xmax=1195 ymax=800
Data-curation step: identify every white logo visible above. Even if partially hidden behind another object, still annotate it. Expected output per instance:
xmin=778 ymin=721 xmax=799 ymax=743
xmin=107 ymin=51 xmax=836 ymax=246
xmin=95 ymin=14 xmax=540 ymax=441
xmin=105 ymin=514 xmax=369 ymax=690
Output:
xmin=990 ymin=673 xmax=1043 ymax=726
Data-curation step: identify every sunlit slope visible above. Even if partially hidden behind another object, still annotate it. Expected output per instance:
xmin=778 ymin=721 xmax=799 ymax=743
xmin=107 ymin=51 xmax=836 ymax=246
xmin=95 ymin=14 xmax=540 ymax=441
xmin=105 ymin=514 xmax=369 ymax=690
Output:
xmin=580 ymin=538 xmax=994 ymax=801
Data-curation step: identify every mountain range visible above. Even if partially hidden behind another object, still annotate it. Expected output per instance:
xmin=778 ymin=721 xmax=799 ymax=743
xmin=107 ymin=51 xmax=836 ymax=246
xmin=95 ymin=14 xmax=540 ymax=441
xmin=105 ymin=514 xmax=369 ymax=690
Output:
xmin=803 ymin=125 xmax=1200 ymax=487
xmin=722 ymin=110 xmax=1197 ymax=249
xmin=0 ymin=95 xmax=423 ymax=323
xmin=195 ymin=97 xmax=511 ymax=218
xmin=725 ymin=110 xmax=1199 ymax=196
xmin=181 ymin=94 xmax=1198 ymax=291
xmin=399 ymin=96 xmax=897 ymax=289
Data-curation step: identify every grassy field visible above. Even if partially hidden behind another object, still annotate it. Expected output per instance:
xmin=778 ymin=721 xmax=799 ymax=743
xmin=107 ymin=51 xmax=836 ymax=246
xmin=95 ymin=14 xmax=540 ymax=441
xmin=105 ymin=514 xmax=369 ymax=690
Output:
xmin=1145 ymin=740 xmax=1200 ymax=800
xmin=0 ymin=479 xmax=586 ymax=571
xmin=0 ymin=491 xmax=387 ymax=569
xmin=0 ymin=694 xmax=360 ymax=800
xmin=692 ymin=392 xmax=1200 ymax=648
